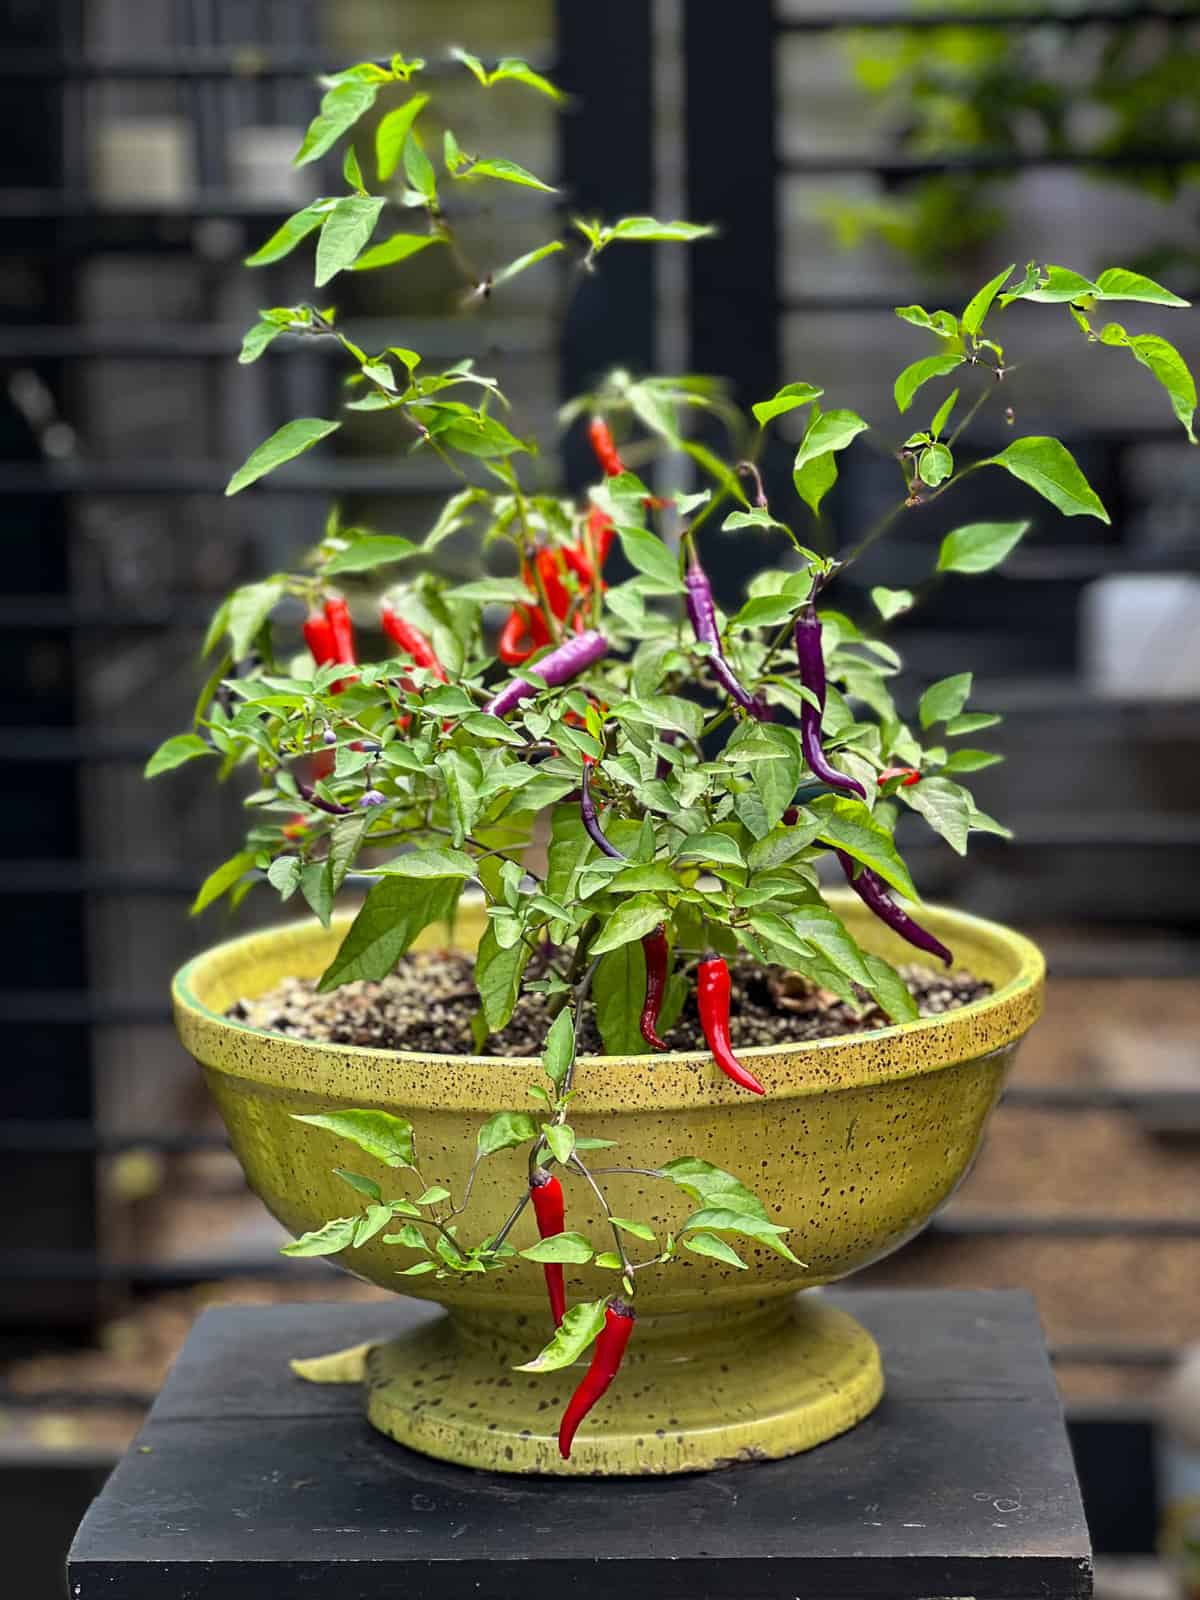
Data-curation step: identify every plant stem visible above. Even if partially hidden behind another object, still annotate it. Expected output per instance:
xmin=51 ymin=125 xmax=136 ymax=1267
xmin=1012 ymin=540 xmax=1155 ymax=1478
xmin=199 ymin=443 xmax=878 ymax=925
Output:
xmin=569 ymin=1153 xmax=634 ymax=1284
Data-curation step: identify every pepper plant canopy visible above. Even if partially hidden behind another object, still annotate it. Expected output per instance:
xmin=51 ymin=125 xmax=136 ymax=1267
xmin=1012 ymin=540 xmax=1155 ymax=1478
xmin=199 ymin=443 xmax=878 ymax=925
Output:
xmin=147 ymin=44 xmax=1197 ymax=1366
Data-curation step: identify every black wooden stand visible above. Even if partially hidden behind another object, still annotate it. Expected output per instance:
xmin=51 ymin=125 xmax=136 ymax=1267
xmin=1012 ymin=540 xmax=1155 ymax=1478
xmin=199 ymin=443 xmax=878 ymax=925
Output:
xmin=67 ymin=1289 xmax=1091 ymax=1600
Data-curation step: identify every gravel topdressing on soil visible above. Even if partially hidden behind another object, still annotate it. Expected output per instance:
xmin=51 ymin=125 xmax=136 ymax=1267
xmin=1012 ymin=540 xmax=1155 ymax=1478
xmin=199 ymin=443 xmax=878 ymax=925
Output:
xmin=227 ymin=948 xmax=993 ymax=1056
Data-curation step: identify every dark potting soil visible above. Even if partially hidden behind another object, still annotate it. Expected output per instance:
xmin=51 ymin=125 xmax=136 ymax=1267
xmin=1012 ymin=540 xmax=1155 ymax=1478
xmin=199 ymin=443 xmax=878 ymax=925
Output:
xmin=227 ymin=949 xmax=992 ymax=1057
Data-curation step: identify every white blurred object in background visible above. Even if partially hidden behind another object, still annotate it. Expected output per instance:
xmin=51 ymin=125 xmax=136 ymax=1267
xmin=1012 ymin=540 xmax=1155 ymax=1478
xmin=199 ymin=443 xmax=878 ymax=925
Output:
xmin=1082 ymin=576 xmax=1200 ymax=700
xmin=93 ymin=117 xmax=195 ymax=205
xmin=228 ymin=126 xmax=310 ymax=204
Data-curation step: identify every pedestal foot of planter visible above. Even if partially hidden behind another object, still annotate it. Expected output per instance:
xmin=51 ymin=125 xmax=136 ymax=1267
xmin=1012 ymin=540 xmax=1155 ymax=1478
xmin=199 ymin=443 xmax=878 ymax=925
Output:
xmin=364 ymin=1292 xmax=883 ymax=1475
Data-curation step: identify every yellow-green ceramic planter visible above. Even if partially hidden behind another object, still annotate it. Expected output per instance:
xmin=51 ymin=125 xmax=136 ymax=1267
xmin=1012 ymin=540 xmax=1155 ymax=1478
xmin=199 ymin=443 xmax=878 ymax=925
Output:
xmin=173 ymin=893 xmax=1043 ymax=1476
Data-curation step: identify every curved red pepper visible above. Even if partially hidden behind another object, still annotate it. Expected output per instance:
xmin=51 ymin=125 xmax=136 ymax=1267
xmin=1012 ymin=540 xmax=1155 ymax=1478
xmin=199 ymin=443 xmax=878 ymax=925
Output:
xmin=529 ymin=1168 xmax=567 ymax=1329
xmin=380 ymin=604 xmax=448 ymax=682
xmin=639 ymin=925 xmax=669 ymax=1051
xmin=588 ymin=417 xmax=626 ymax=478
xmin=696 ymin=956 xmax=765 ymax=1096
xmin=558 ymin=1299 xmax=635 ymax=1459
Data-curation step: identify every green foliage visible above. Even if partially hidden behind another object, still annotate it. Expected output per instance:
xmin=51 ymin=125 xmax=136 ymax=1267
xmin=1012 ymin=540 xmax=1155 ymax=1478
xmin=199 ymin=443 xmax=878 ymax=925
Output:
xmin=162 ymin=46 xmax=1200 ymax=1343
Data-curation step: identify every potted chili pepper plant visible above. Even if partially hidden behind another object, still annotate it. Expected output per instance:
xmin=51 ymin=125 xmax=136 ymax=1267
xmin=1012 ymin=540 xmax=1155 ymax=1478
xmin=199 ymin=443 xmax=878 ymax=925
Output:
xmin=160 ymin=46 xmax=1197 ymax=1475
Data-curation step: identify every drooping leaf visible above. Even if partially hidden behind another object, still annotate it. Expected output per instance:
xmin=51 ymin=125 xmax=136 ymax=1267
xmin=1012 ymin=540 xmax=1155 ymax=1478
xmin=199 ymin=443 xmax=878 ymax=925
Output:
xmin=244 ymin=201 xmax=333 ymax=266
xmin=937 ymin=519 xmax=1030 ymax=574
xmin=295 ymin=78 xmax=379 ymax=167
xmin=1093 ymin=268 xmax=1189 ymax=308
xmin=520 ymin=1232 xmax=594 ymax=1265
xmin=375 ymin=94 xmax=430 ymax=180
xmin=351 ymin=232 xmax=442 ymax=272
xmin=904 ymin=776 xmax=973 ymax=855
xmin=589 ymin=894 xmax=672 ymax=957
xmin=475 ymin=922 xmax=531 ymax=1031
xmin=593 ymin=941 xmax=652 ymax=1055
xmin=894 ymin=352 xmax=965 ymax=415
xmin=225 ymin=418 xmax=340 ymax=496
xmin=810 ymin=795 xmax=919 ymax=901
xmin=280 ymin=1217 xmax=357 ymax=1257
xmin=985 ymin=437 xmax=1109 ymax=522
xmin=684 ymin=1231 xmax=748 ymax=1269
xmin=145 ymin=733 xmax=212 ymax=778
xmin=315 ymin=195 xmax=386 ymax=286
xmin=317 ymin=874 xmax=460 ymax=990
xmin=476 ymin=1111 xmax=538 ymax=1156
xmin=190 ymin=851 xmax=256 ymax=915
xmin=454 ymin=156 xmax=557 ymax=194
xmin=292 ymin=1109 xmax=416 ymax=1168
xmin=793 ymin=408 xmax=868 ymax=471
xmin=1099 ymin=324 xmax=1196 ymax=443
xmin=515 ymin=1299 xmax=607 ymax=1372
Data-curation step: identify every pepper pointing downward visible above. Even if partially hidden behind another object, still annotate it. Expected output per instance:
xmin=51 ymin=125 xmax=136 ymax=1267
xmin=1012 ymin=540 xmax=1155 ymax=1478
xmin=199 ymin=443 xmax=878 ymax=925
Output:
xmin=558 ymin=1298 xmax=635 ymax=1460
xmin=792 ymin=603 xmax=866 ymax=800
xmin=684 ymin=541 xmax=770 ymax=722
xmin=639 ymin=925 xmax=670 ymax=1051
xmin=696 ymin=956 xmax=766 ymax=1096
xmin=529 ymin=1168 xmax=567 ymax=1328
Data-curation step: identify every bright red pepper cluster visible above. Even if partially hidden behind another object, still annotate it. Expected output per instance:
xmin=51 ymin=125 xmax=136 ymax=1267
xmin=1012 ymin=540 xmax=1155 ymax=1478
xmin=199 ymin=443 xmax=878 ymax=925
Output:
xmin=498 ymin=507 xmax=616 ymax=665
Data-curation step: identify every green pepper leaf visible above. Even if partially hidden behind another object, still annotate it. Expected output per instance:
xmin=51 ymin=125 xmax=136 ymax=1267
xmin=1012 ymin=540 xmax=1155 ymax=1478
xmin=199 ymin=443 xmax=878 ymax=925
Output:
xmin=515 ymin=1298 xmax=608 ymax=1371
xmin=476 ymin=1111 xmax=538 ymax=1156
xmin=292 ymin=1109 xmax=416 ymax=1168
xmin=984 ymin=437 xmax=1109 ymax=522
xmin=520 ymin=1231 xmax=594 ymax=1264
xmin=280 ymin=1217 xmax=358 ymax=1257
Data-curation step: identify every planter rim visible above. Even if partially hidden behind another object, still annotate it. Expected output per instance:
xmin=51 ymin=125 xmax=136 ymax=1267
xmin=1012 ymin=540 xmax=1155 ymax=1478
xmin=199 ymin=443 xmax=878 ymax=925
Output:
xmin=174 ymin=892 xmax=1043 ymax=1110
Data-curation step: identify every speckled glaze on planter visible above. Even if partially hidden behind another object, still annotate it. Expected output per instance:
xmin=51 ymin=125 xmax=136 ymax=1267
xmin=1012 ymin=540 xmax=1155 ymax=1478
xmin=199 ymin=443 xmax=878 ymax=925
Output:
xmin=173 ymin=892 xmax=1043 ymax=1476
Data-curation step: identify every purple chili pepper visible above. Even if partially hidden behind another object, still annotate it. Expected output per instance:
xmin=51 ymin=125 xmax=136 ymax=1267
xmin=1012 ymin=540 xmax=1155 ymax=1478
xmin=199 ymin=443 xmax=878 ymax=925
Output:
xmin=793 ymin=604 xmax=866 ymax=800
xmin=654 ymin=728 xmax=679 ymax=781
xmin=296 ymin=779 xmax=353 ymax=817
xmin=580 ymin=760 xmax=624 ymax=860
xmin=836 ymin=849 xmax=953 ymax=968
xmin=484 ymin=628 xmax=609 ymax=719
xmin=684 ymin=543 xmax=770 ymax=721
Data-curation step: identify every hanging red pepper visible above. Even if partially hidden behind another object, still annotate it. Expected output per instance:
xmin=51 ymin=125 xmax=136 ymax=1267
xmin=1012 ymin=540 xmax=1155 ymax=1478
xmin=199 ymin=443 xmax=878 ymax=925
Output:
xmin=639 ymin=925 xmax=669 ymax=1051
xmin=558 ymin=1298 xmax=636 ymax=1460
xmin=323 ymin=596 xmax=356 ymax=665
xmin=380 ymin=604 xmax=448 ymax=682
xmin=529 ymin=1167 xmax=567 ymax=1329
xmin=588 ymin=416 xmax=626 ymax=478
xmin=696 ymin=956 xmax=766 ymax=1096
xmin=303 ymin=611 xmax=337 ymax=666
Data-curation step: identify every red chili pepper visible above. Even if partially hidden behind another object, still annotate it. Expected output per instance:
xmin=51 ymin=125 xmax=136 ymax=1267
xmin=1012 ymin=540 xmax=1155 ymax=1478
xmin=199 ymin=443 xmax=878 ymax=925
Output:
xmin=498 ymin=603 xmax=553 ymax=665
xmin=878 ymin=765 xmax=920 ymax=787
xmin=380 ymin=604 xmax=448 ymax=682
xmin=528 ymin=547 xmax=573 ymax=622
xmin=529 ymin=1168 xmax=567 ymax=1329
xmin=588 ymin=417 xmax=626 ymax=478
xmin=640 ymin=925 xmax=669 ymax=1051
xmin=323 ymin=596 xmax=356 ymax=665
xmin=303 ymin=612 xmax=337 ymax=666
xmin=558 ymin=1299 xmax=635 ymax=1460
xmin=696 ymin=956 xmax=765 ymax=1096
